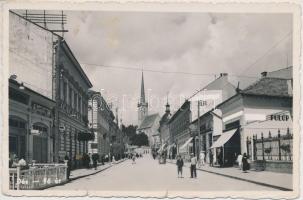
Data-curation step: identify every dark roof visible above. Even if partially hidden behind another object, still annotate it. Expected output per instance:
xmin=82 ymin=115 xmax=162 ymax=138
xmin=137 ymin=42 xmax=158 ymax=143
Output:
xmin=138 ymin=113 xmax=159 ymax=130
xmin=240 ymin=77 xmax=292 ymax=97
xmin=168 ymin=100 xmax=190 ymax=124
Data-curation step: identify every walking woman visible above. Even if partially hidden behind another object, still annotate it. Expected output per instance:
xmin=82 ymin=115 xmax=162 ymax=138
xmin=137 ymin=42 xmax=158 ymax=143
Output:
xmin=242 ymin=153 xmax=249 ymax=173
xmin=176 ymin=155 xmax=184 ymax=178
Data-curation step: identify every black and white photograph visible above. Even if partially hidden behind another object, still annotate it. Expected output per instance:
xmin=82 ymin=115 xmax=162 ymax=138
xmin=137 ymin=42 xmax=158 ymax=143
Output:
xmin=1 ymin=1 xmax=301 ymax=199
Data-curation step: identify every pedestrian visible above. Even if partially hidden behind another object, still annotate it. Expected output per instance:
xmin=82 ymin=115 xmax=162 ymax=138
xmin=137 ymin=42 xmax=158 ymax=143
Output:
xmin=237 ymin=153 xmax=243 ymax=170
xmin=218 ymin=150 xmax=223 ymax=167
xmin=132 ymin=154 xmax=136 ymax=164
xmin=190 ymin=153 xmax=197 ymax=178
xmin=176 ymin=155 xmax=184 ymax=178
xmin=199 ymin=151 xmax=205 ymax=167
xmin=64 ymin=155 xmax=71 ymax=180
xmin=92 ymin=154 xmax=98 ymax=170
xmin=89 ymin=153 xmax=93 ymax=169
xmin=242 ymin=153 xmax=249 ymax=173
xmin=209 ymin=150 xmax=213 ymax=167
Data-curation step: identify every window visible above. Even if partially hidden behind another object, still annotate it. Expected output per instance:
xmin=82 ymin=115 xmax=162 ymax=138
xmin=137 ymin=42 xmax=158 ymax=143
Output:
xmin=63 ymin=82 xmax=67 ymax=102
xmin=91 ymin=143 xmax=98 ymax=149
xmin=60 ymin=80 xmax=64 ymax=100
xmin=69 ymin=87 xmax=73 ymax=106
xmin=78 ymin=96 xmax=81 ymax=112
xmin=74 ymin=92 xmax=77 ymax=110
xmin=9 ymin=118 xmax=26 ymax=129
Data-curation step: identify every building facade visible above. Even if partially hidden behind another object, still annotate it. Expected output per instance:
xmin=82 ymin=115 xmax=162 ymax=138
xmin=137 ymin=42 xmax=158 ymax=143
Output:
xmin=189 ymin=73 xmax=236 ymax=162
xmin=54 ymin=40 xmax=93 ymax=163
xmin=168 ymin=100 xmax=192 ymax=159
xmin=214 ymin=75 xmax=293 ymax=168
xmin=9 ymin=79 xmax=56 ymax=163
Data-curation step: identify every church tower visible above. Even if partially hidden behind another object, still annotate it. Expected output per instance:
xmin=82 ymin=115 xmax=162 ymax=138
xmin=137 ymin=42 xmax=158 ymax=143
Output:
xmin=138 ymin=72 xmax=148 ymax=125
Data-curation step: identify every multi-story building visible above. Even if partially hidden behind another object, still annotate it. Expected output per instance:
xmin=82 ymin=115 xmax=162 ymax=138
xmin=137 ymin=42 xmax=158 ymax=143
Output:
xmin=54 ymin=39 xmax=93 ymax=163
xmin=168 ymin=100 xmax=191 ymax=159
xmin=9 ymin=78 xmax=56 ymax=163
xmin=9 ymin=11 xmax=60 ymax=163
xmin=189 ymin=73 xmax=236 ymax=162
xmin=9 ymin=11 xmax=94 ymax=164
xmin=88 ymin=90 xmax=117 ymax=159
xmin=212 ymin=67 xmax=293 ymax=170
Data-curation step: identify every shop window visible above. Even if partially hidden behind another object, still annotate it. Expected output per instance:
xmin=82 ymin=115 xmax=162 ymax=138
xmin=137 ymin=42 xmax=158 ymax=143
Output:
xmin=91 ymin=143 xmax=98 ymax=149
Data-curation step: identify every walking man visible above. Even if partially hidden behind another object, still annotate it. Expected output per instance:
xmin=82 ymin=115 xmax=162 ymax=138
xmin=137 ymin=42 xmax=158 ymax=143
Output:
xmin=190 ymin=153 xmax=197 ymax=178
xmin=176 ymin=155 xmax=184 ymax=178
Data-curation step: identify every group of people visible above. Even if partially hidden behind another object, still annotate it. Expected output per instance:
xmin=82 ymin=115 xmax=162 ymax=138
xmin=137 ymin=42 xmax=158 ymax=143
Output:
xmin=128 ymin=152 xmax=142 ymax=164
xmin=176 ymin=153 xmax=198 ymax=178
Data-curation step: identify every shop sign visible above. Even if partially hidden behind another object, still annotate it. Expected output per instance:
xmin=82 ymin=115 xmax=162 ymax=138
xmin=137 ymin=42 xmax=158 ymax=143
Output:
xmin=268 ymin=114 xmax=290 ymax=121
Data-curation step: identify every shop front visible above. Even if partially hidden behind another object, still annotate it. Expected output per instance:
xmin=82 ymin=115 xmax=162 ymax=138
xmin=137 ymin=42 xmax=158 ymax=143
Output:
xmin=210 ymin=128 xmax=240 ymax=167
xmin=178 ymin=137 xmax=194 ymax=161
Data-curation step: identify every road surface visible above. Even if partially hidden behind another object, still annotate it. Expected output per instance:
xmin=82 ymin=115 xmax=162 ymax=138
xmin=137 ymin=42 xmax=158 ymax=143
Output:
xmin=50 ymin=155 xmax=278 ymax=191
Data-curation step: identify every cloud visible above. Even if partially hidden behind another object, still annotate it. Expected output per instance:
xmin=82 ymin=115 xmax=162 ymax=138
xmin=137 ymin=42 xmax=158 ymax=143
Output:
xmin=64 ymin=11 xmax=292 ymax=125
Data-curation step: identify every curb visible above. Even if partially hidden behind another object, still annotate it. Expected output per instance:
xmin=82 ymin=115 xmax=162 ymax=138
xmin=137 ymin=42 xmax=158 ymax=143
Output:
xmin=42 ymin=159 xmax=127 ymax=190
xmin=167 ymin=160 xmax=292 ymax=191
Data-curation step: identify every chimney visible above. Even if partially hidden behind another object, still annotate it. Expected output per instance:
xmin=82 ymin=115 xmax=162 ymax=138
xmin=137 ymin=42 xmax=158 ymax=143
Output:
xmin=220 ymin=73 xmax=228 ymax=77
xmin=261 ymin=71 xmax=267 ymax=77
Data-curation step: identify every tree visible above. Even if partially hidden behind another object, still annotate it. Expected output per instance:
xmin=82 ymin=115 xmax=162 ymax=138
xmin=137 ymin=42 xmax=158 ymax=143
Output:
xmin=121 ymin=125 xmax=149 ymax=146
xmin=132 ymin=132 xmax=149 ymax=147
xmin=122 ymin=124 xmax=137 ymax=140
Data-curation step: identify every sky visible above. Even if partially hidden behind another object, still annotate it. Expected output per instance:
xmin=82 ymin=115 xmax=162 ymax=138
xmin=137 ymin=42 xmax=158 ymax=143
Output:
xmin=60 ymin=11 xmax=292 ymax=126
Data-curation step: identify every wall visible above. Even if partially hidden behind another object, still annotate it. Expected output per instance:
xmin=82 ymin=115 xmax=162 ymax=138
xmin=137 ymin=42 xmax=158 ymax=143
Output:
xmin=9 ymin=12 xmax=56 ymax=99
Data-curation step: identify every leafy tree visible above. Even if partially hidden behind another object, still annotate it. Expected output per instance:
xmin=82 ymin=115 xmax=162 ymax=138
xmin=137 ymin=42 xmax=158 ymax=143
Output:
xmin=121 ymin=125 xmax=149 ymax=146
xmin=132 ymin=132 xmax=149 ymax=147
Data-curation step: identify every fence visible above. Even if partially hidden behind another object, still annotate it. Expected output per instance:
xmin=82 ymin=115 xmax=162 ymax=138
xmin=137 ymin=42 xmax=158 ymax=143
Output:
xmin=246 ymin=128 xmax=292 ymax=162
xmin=9 ymin=162 xmax=68 ymax=190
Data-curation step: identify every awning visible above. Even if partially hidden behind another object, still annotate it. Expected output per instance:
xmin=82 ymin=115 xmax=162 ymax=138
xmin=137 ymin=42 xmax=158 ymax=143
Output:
xmin=210 ymin=128 xmax=238 ymax=148
xmin=179 ymin=137 xmax=193 ymax=151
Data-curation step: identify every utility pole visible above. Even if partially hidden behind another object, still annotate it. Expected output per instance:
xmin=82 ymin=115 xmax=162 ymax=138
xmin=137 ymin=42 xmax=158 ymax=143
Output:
xmin=197 ymin=100 xmax=200 ymax=158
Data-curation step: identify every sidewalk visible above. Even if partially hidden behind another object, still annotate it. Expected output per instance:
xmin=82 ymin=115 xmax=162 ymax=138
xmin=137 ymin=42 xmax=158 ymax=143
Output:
xmin=69 ymin=159 xmax=127 ymax=181
xmin=167 ymin=159 xmax=292 ymax=191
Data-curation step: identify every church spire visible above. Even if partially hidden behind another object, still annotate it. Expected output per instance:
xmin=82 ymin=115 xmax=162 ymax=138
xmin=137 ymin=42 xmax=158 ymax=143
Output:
xmin=140 ymin=71 xmax=146 ymax=103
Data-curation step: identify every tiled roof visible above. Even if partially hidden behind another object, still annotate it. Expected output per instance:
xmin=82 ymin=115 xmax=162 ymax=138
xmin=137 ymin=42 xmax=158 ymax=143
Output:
xmin=240 ymin=77 xmax=292 ymax=97
xmin=138 ymin=113 xmax=159 ymax=130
